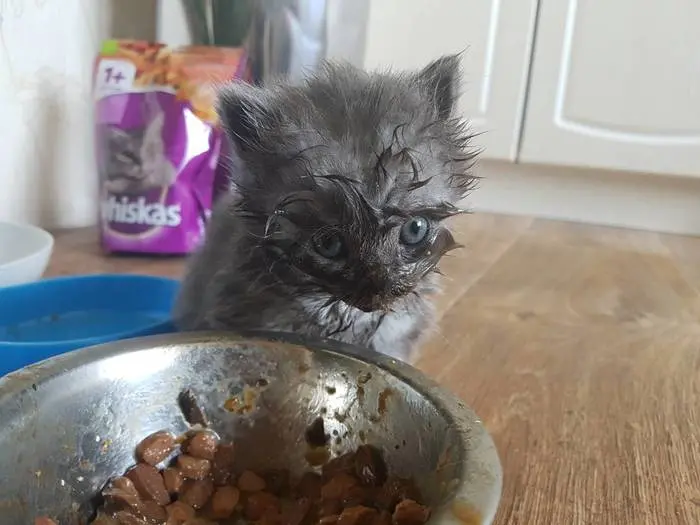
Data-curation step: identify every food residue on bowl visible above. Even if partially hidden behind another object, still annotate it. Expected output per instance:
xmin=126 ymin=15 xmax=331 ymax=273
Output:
xmin=305 ymin=418 xmax=329 ymax=448
xmin=224 ymin=385 xmax=261 ymax=415
xmin=377 ymin=389 xmax=393 ymax=416
xmin=357 ymin=372 xmax=372 ymax=385
xmin=452 ymin=500 xmax=482 ymax=525
xmin=304 ymin=417 xmax=331 ymax=467
xmin=178 ymin=389 xmax=209 ymax=427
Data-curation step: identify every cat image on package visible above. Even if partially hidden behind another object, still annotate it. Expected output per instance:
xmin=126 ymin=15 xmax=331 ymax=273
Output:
xmin=99 ymin=97 xmax=176 ymax=195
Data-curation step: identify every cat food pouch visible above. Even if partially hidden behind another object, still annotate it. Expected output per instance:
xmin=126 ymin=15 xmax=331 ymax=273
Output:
xmin=94 ymin=40 xmax=249 ymax=254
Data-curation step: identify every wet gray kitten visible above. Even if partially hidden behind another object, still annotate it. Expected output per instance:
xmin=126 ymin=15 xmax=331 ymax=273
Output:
xmin=173 ymin=55 xmax=477 ymax=361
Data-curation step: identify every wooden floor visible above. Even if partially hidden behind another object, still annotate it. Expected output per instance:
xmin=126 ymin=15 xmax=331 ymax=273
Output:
xmin=418 ymin=214 xmax=700 ymax=525
xmin=49 ymin=214 xmax=700 ymax=524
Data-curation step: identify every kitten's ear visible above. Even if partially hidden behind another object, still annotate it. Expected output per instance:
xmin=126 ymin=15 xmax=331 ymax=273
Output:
xmin=217 ymin=81 xmax=276 ymax=154
xmin=417 ymin=54 xmax=462 ymax=120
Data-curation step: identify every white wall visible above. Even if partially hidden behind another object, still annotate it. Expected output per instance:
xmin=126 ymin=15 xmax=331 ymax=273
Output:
xmin=0 ymin=0 xmax=156 ymax=229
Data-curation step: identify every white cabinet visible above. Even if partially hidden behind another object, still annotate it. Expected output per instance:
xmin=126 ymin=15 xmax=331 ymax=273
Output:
xmin=362 ymin=0 xmax=700 ymax=178
xmin=520 ymin=0 xmax=700 ymax=177
xmin=362 ymin=0 xmax=539 ymax=161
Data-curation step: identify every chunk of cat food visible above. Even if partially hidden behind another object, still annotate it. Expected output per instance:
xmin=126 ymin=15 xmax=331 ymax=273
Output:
xmin=318 ymin=498 xmax=343 ymax=518
xmin=211 ymin=443 xmax=235 ymax=485
xmin=135 ymin=500 xmax=167 ymax=522
xmin=125 ymin=464 xmax=170 ymax=506
xmin=90 ymin=513 xmax=121 ymax=525
xmin=112 ymin=511 xmax=147 ymax=525
xmin=372 ymin=510 xmax=393 ymax=525
xmin=319 ymin=516 xmax=340 ymax=525
xmin=295 ymin=471 xmax=323 ymax=499
xmin=178 ymin=482 xmax=213 ymax=512
xmin=321 ymin=473 xmax=359 ymax=501
xmin=165 ymin=500 xmax=196 ymax=521
xmin=375 ymin=478 xmax=422 ymax=511
xmin=34 ymin=518 xmax=58 ymax=525
xmin=341 ymin=485 xmax=373 ymax=508
xmin=178 ymin=518 xmax=216 ymax=525
xmin=111 ymin=476 xmax=140 ymax=496
xmin=391 ymin=500 xmax=430 ymax=525
xmin=180 ymin=479 xmax=214 ymax=509
xmin=279 ymin=497 xmax=313 ymax=525
xmin=186 ymin=431 xmax=218 ymax=460
xmin=209 ymin=485 xmax=241 ymax=519
xmin=238 ymin=469 xmax=267 ymax=492
xmin=162 ymin=467 xmax=185 ymax=494
xmin=337 ymin=506 xmax=378 ymax=525
xmin=244 ymin=491 xmax=280 ymax=521
xmin=135 ymin=430 xmax=176 ymax=466
xmin=264 ymin=468 xmax=291 ymax=496
xmin=353 ymin=445 xmax=387 ymax=487
xmin=176 ymin=455 xmax=211 ymax=480
xmin=102 ymin=477 xmax=142 ymax=510
xmin=258 ymin=508 xmax=284 ymax=525
xmin=322 ymin=452 xmax=355 ymax=481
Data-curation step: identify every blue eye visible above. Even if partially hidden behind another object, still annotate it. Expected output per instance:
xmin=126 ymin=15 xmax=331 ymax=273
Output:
xmin=315 ymin=233 xmax=344 ymax=258
xmin=400 ymin=216 xmax=429 ymax=245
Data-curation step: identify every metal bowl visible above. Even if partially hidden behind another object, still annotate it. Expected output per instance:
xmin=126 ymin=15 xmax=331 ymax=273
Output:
xmin=0 ymin=331 xmax=502 ymax=524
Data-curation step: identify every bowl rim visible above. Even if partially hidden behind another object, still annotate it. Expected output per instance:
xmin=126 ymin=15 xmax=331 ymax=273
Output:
xmin=0 ymin=221 xmax=54 ymax=269
xmin=0 ymin=273 xmax=179 ymax=348
xmin=0 ymin=330 xmax=503 ymax=525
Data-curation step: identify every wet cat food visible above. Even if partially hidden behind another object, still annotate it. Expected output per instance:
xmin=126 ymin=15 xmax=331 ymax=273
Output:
xmin=65 ymin=429 xmax=431 ymax=525
xmin=94 ymin=40 xmax=251 ymax=255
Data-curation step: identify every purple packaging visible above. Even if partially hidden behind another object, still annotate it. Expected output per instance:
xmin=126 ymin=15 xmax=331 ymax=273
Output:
xmin=94 ymin=40 xmax=249 ymax=255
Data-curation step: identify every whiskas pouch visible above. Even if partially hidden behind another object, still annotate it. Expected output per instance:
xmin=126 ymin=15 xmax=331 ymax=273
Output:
xmin=94 ymin=40 xmax=249 ymax=254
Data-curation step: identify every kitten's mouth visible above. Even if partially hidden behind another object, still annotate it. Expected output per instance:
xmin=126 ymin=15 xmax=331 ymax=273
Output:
xmin=343 ymin=278 xmax=412 ymax=313
xmin=347 ymin=295 xmax=397 ymax=313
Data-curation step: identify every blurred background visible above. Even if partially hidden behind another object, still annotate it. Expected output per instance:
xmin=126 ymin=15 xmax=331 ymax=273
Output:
xmin=1 ymin=0 xmax=698 ymax=235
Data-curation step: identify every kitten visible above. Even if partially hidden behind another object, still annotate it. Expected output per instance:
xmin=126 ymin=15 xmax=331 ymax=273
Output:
xmin=173 ymin=55 xmax=478 ymax=362
xmin=102 ymin=111 xmax=176 ymax=195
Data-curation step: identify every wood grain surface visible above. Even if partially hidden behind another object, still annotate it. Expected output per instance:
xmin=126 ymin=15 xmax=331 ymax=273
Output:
xmin=48 ymin=214 xmax=700 ymax=525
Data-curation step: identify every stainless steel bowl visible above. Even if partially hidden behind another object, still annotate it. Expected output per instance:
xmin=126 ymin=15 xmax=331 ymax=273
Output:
xmin=0 ymin=331 xmax=502 ymax=524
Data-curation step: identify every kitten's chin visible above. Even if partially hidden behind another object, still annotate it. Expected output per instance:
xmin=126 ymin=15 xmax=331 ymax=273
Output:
xmin=353 ymin=302 xmax=380 ymax=314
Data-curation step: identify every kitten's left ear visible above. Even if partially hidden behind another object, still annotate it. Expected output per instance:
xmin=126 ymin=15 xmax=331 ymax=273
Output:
xmin=217 ymin=81 xmax=277 ymax=155
xmin=417 ymin=54 xmax=462 ymax=120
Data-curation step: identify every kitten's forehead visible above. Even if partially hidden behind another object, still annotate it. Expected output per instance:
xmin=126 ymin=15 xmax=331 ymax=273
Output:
xmin=283 ymin=67 xmax=430 ymax=146
xmin=220 ymin=57 xmax=476 ymax=216
xmin=275 ymin=68 xmax=460 ymax=208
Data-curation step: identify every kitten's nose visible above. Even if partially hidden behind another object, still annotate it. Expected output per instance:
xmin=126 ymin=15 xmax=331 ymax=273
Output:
xmin=353 ymin=270 xmax=407 ymax=312
xmin=360 ymin=272 xmax=389 ymax=296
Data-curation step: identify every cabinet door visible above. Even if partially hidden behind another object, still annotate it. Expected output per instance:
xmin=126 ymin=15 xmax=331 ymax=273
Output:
xmin=362 ymin=0 xmax=539 ymax=161
xmin=520 ymin=0 xmax=700 ymax=177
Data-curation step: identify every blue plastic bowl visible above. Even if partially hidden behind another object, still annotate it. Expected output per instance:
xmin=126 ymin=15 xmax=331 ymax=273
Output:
xmin=0 ymin=274 xmax=180 ymax=376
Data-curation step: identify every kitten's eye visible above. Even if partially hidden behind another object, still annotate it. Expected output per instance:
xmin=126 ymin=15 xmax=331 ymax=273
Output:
xmin=400 ymin=216 xmax=429 ymax=245
xmin=314 ymin=233 xmax=344 ymax=259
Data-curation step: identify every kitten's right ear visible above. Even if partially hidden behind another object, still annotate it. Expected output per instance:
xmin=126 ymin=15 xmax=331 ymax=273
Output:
xmin=417 ymin=54 xmax=462 ymax=120
xmin=217 ymin=81 xmax=276 ymax=154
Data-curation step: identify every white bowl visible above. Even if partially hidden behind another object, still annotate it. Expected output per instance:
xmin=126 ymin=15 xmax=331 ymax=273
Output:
xmin=0 ymin=222 xmax=54 ymax=287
